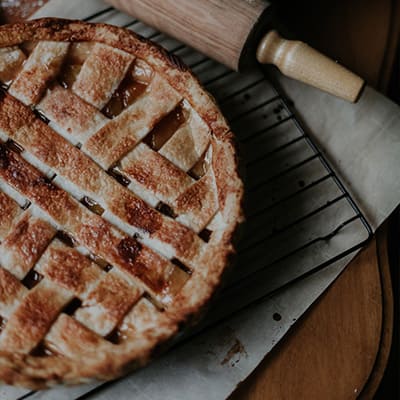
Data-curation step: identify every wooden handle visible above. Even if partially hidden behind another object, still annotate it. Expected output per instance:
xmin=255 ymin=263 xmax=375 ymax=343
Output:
xmin=257 ymin=31 xmax=365 ymax=102
xmin=107 ymin=0 xmax=272 ymax=71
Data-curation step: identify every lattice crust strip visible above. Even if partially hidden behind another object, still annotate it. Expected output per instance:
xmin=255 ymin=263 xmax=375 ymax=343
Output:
xmin=0 ymin=19 xmax=244 ymax=389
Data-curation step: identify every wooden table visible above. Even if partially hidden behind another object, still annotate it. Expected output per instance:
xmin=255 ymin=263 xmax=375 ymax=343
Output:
xmin=1 ymin=1 xmax=397 ymax=399
xmin=231 ymin=1 xmax=399 ymax=398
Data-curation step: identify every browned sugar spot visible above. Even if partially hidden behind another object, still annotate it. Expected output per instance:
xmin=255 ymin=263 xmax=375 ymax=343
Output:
xmin=32 ymin=175 xmax=57 ymax=191
xmin=124 ymin=198 xmax=162 ymax=234
xmin=45 ymin=247 xmax=93 ymax=293
xmin=102 ymin=70 xmax=148 ymax=118
xmin=144 ymin=104 xmax=186 ymax=150
xmin=117 ymin=237 xmax=142 ymax=264
xmin=21 ymin=269 xmax=43 ymax=289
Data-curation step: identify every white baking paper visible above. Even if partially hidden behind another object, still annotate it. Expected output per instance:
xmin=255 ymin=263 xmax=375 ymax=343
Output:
xmin=1 ymin=1 xmax=400 ymax=399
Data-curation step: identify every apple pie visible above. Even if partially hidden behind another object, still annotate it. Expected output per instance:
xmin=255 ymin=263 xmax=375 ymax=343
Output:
xmin=0 ymin=18 xmax=243 ymax=388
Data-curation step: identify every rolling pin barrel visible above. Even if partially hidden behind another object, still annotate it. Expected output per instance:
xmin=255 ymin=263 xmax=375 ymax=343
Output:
xmin=108 ymin=0 xmax=270 ymax=71
xmin=107 ymin=0 xmax=365 ymax=102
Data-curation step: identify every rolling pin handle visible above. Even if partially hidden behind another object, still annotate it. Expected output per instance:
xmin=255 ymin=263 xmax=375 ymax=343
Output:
xmin=256 ymin=30 xmax=365 ymax=103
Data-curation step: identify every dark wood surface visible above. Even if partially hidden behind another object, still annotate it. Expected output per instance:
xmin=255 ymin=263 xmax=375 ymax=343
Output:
xmin=230 ymin=228 xmax=393 ymax=400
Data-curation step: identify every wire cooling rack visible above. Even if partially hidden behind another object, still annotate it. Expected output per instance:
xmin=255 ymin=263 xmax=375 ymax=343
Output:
xmin=8 ymin=5 xmax=373 ymax=400
xmin=93 ymin=8 xmax=373 ymax=316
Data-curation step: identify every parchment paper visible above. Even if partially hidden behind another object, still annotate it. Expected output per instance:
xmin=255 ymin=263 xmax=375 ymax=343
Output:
xmin=1 ymin=1 xmax=400 ymax=399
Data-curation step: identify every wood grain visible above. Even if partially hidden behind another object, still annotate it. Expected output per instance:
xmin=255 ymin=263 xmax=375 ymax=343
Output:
xmin=257 ymin=30 xmax=364 ymax=102
xmin=107 ymin=0 xmax=271 ymax=70
xmin=230 ymin=237 xmax=385 ymax=400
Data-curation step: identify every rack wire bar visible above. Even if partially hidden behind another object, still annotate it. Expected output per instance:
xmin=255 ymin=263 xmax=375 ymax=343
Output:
xmin=12 ymin=7 xmax=373 ymax=400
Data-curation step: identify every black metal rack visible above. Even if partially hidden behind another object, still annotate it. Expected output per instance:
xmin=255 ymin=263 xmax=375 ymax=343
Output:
xmin=79 ymin=2 xmax=374 ymax=333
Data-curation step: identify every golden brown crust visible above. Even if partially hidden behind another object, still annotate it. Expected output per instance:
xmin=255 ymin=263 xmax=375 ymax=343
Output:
xmin=0 ymin=191 xmax=22 ymax=240
xmin=0 ymin=18 xmax=244 ymax=389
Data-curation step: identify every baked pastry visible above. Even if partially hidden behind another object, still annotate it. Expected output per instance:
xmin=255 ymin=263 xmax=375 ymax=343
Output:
xmin=0 ymin=19 xmax=243 ymax=388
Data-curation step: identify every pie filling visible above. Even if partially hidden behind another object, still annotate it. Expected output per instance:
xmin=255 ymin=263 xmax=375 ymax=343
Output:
xmin=144 ymin=103 xmax=187 ymax=150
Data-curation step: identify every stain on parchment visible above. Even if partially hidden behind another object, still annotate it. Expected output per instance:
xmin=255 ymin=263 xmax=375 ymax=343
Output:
xmin=221 ymin=337 xmax=248 ymax=366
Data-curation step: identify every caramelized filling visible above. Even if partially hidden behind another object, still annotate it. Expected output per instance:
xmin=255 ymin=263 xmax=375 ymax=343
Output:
xmin=59 ymin=64 xmax=82 ymax=89
xmin=0 ymin=67 xmax=21 ymax=86
xmin=102 ymin=74 xmax=148 ymax=119
xmin=22 ymin=269 xmax=43 ymax=289
xmin=155 ymin=202 xmax=177 ymax=219
xmin=144 ymin=104 xmax=186 ymax=150
xmin=81 ymin=196 xmax=105 ymax=215
xmin=6 ymin=139 xmax=24 ymax=153
xmin=88 ymin=253 xmax=112 ymax=271
xmin=171 ymin=258 xmax=192 ymax=275
xmin=33 ymin=108 xmax=50 ymax=124
xmin=20 ymin=41 xmax=38 ymax=56
xmin=58 ymin=42 xmax=94 ymax=89
xmin=107 ymin=167 xmax=131 ymax=186
xmin=68 ymin=42 xmax=94 ymax=64
xmin=162 ymin=263 xmax=190 ymax=301
xmin=30 ymin=341 xmax=55 ymax=357
xmin=143 ymin=292 xmax=165 ymax=311
xmin=100 ymin=59 xmax=153 ymax=118
xmin=0 ymin=317 xmax=7 ymax=335
xmin=63 ymin=298 xmax=82 ymax=316
xmin=22 ymin=200 xmax=31 ymax=210
xmin=198 ymin=228 xmax=212 ymax=243
xmin=56 ymin=230 xmax=77 ymax=247
xmin=188 ymin=152 xmax=209 ymax=180
xmin=105 ymin=328 xmax=126 ymax=344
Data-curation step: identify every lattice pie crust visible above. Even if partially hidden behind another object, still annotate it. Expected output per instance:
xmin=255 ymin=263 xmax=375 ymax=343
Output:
xmin=0 ymin=19 xmax=243 ymax=388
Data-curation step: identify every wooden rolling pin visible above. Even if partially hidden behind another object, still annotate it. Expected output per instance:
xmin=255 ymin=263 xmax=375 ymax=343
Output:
xmin=107 ymin=0 xmax=364 ymax=102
